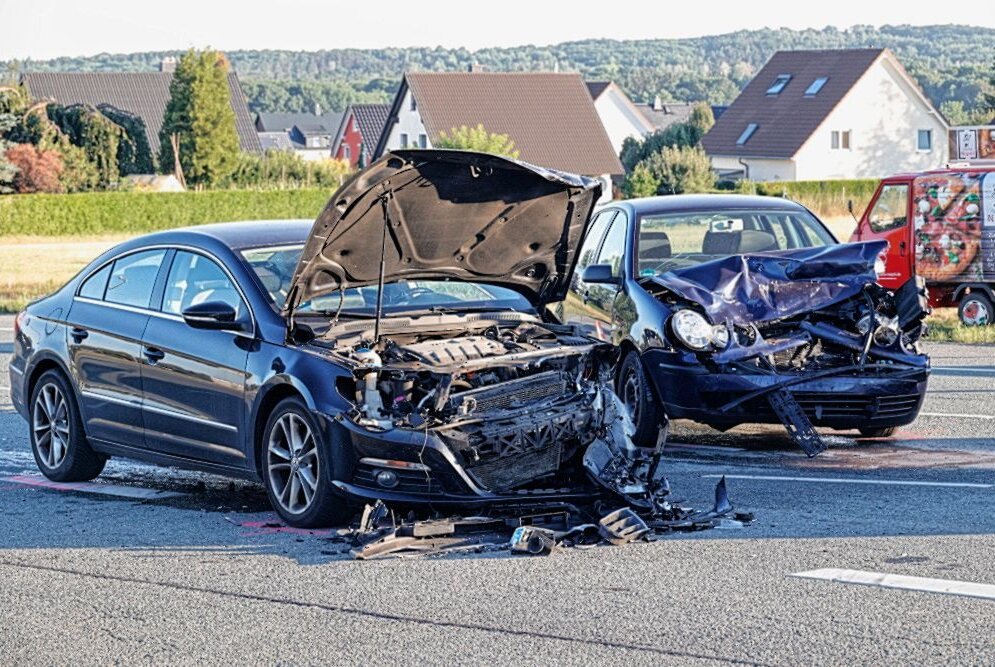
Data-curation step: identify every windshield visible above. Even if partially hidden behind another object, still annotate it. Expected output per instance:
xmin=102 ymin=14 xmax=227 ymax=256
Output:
xmin=636 ymin=208 xmax=836 ymax=275
xmin=240 ymin=245 xmax=534 ymax=315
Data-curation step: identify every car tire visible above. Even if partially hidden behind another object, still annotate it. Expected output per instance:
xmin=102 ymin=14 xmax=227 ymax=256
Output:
xmin=30 ymin=369 xmax=106 ymax=482
xmin=262 ymin=397 xmax=352 ymax=528
xmin=858 ymin=427 xmax=897 ymax=438
xmin=958 ymin=293 xmax=992 ymax=326
xmin=617 ymin=351 xmax=662 ymax=447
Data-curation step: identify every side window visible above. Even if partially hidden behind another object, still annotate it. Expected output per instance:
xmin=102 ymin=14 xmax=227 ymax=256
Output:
xmin=868 ymin=184 xmax=909 ymax=233
xmin=575 ymin=210 xmax=616 ymax=276
xmin=78 ymin=264 xmax=112 ymax=300
xmin=105 ymin=249 xmax=167 ymax=308
xmin=162 ymin=251 xmax=244 ymax=318
xmin=597 ymin=214 xmax=629 ymax=278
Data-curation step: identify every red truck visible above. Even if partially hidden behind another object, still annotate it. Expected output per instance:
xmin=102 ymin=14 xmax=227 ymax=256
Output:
xmin=850 ymin=166 xmax=995 ymax=325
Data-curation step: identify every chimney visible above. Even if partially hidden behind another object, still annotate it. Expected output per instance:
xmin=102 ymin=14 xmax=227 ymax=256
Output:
xmin=314 ymin=102 xmax=321 ymax=116
xmin=467 ymin=62 xmax=485 ymax=73
xmin=159 ymin=57 xmax=177 ymax=73
xmin=652 ymin=95 xmax=662 ymax=112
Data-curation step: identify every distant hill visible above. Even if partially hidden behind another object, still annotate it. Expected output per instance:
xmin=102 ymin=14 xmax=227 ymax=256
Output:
xmin=6 ymin=25 xmax=993 ymax=114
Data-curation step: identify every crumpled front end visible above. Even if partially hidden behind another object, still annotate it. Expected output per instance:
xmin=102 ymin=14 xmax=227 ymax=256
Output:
xmin=641 ymin=242 xmax=931 ymax=455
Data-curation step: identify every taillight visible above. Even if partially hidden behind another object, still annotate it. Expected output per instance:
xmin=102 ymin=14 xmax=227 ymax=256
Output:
xmin=13 ymin=311 xmax=28 ymax=338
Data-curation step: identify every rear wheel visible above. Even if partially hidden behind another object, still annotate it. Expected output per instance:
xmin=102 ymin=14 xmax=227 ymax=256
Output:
xmin=262 ymin=397 xmax=351 ymax=528
xmin=617 ymin=351 xmax=662 ymax=447
xmin=30 ymin=369 xmax=106 ymax=482
xmin=858 ymin=427 xmax=897 ymax=438
xmin=958 ymin=293 xmax=992 ymax=326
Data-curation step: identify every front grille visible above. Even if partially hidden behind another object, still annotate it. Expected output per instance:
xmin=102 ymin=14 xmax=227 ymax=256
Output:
xmin=451 ymin=371 xmax=568 ymax=413
xmin=465 ymin=441 xmax=563 ymax=492
xmin=738 ymin=391 xmax=922 ymax=423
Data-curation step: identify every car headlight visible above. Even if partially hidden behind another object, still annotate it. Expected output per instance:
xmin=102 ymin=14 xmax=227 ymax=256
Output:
xmin=670 ymin=309 xmax=717 ymax=351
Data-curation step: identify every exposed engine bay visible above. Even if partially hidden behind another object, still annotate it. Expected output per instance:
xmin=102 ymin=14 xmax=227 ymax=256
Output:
xmin=309 ymin=312 xmax=666 ymax=501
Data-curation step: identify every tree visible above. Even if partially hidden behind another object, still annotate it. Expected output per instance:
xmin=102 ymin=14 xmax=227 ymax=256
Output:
xmin=433 ymin=124 xmax=519 ymax=158
xmin=45 ymin=104 xmax=121 ymax=188
xmin=0 ymin=88 xmax=22 ymax=192
xmin=5 ymin=143 xmax=64 ymax=193
xmin=623 ymin=145 xmax=714 ymax=197
xmin=688 ymin=102 xmax=715 ymax=135
xmin=940 ymin=100 xmax=971 ymax=125
xmin=159 ymin=49 xmax=240 ymax=187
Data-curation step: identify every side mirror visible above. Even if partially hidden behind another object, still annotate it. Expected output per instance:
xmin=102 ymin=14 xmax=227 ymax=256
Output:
xmin=181 ymin=301 xmax=243 ymax=330
xmin=582 ymin=263 xmax=619 ymax=285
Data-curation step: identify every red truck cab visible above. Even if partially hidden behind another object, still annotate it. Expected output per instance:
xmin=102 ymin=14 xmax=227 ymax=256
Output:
xmin=850 ymin=167 xmax=995 ymax=325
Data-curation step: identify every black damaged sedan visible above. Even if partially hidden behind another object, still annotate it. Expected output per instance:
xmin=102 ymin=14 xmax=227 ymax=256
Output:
xmin=555 ymin=195 xmax=930 ymax=453
xmin=10 ymin=150 xmax=660 ymax=527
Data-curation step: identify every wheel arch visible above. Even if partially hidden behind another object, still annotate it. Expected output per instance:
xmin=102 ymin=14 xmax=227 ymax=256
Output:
xmin=952 ymin=283 xmax=995 ymax=304
xmin=26 ymin=355 xmax=73 ymax=404
xmin=250 ymin=379 xmax=313 ymax=478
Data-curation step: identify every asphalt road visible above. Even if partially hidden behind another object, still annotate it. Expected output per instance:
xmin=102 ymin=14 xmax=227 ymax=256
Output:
xmin=2 ymin=313 xmax=994 ymax=665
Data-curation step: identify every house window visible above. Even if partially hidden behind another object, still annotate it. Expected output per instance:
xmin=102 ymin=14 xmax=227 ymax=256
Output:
xmin=418 ymin=134 xmax=427 ymax=148
xmin=343 ymin=144 xmax=351 ymax=160
xmin=410 ymin=95 xmax=417 ymax=111
xmin=804 ymin=77 xmax=828 ymax=96
xmin=399 ymin=133 xmax=409 ymax=147
xmin=766 ymin=74 xmax=792 ymax=95
xmin=831 ymin=130 xmax=852 ymax=150
xmin=736 ymin=123 xmax=759 ymax=145
xmin=917 ymin=129 xmax=933 ymax=151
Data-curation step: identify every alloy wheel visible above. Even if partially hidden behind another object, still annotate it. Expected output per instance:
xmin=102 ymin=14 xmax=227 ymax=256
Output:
xmin=266 ymin=413 xmax=320 ymax=515
xmin=622 ymin=366 xmax=642 ymax=426
xmin=33 ymin=383 xmax=70 ymax=469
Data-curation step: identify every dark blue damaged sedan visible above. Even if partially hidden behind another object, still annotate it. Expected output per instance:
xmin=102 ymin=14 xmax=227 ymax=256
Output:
xmin=10 ymin=150 xmax=652 ymax=527
xmin=554 ymin=195 xmax=930 ymax=454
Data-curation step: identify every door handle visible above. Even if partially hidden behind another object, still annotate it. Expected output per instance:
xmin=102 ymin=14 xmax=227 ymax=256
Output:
xmin=70 ymin=327 xmax=88 ymax=342
xmin=899 ymin=241 xmax=907 ymax=257
xmin=143 ymin=346 xmax=165 ymax=363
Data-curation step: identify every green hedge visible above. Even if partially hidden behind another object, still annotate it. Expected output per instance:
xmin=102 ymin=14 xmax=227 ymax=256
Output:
xmin=0 ymin=189 xmax=332 ymax=236
xmin=753 ymin=179 xmax=880 ymax=217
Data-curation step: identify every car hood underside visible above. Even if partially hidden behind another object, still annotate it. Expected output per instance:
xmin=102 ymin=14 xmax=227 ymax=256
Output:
xmin=286 ymin=150 xmax=602 ymax=315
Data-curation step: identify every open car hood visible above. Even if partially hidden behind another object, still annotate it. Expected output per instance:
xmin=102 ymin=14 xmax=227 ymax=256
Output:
xmin=285 ymin=150 xmax=602 ymax=316
xmin=647 ymin=241 xmax=888 ymax=324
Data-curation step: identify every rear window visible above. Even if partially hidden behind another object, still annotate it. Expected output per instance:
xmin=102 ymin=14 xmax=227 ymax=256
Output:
xmin=105 ymin=250 xmax=167 ymax=308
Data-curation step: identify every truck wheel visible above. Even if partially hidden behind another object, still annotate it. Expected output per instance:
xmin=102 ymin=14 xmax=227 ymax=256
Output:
xmin=617 ymin=351 xmax=662 ymax=447
xmin=858 ymin=427 xmax=897 ymax=438
xmin=958 ymin=293 xmax=992 ymax=326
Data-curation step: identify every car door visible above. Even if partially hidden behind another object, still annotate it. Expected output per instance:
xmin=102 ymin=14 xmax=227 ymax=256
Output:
xmin=139 ymin=249 xmax=252 ymax=467
xmin=586 ymin=211 xmax=629 ymax=342
xmin=69 ymin=248 xmax=168 ymax=449
xmin=858 ymin=180 xmax=913 ymax=290
xmin=557 ymin=208 xmax=616 ymax=334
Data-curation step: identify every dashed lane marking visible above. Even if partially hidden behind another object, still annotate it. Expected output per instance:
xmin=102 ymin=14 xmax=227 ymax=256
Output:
xmin=1 ymin=473 xmax=186 ymax=499
xmin=792 ymin=568 xmax=995 ymax=601
xmin=702 ymin=474 xmax=992 ymax=489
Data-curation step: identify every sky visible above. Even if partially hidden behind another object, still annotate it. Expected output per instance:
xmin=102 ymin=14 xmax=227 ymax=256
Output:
xmin=1 ymin=0 xmax=992 ymax=61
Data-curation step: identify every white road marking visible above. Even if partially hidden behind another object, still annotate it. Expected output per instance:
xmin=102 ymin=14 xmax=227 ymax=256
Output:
xmin=702 ymin=474 xmax=992 ymax=489
xmin=1 ymin=474 xmax=185 ymax=499
xmin=932 ymin=366 xmax=995 ymax=375
xmin=919 ymin=412 xmax=995 ymax=420
xmin=0 ymin=327 xmax=13 ymax=332
xmin=792 ymin=568 xmax=995 ymax=601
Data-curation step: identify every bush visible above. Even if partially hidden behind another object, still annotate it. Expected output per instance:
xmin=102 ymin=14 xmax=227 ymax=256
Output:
xmin=623 ymin=145 xmax=715 ymax=197
xmin=754 ymin=179 xmax=879 ymax=218
xmin=5 ymin=144 xmax=64 ymax=193
xmin=0 ymin=188 xmax=332 ymax=236
xmin=228 ymin=150 xmax=353 ymax=189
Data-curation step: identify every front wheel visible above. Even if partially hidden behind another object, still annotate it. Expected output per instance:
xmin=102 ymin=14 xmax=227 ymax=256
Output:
xmin=617 ymin=351 xmax=662 ymax=447
xmin=30 ymin=369 xmax=106 ymax=482
xmin=958 ymin=293 xmax=992 ymax=326
xmin=262 ymin=397 xmax=352 ymax=528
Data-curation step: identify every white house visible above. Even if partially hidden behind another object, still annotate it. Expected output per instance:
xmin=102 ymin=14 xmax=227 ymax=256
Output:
xmin=374 ymin=71 xmax=623 ymax=202
xmin=702 ymin=49 xmax=949 ymax=182
xmin=586 ymin=81 xmax=655 ymax=155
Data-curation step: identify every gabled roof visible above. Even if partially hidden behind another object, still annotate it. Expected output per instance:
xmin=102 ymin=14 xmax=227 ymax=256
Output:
xmin=351 ymin=103 xmax=390 ymax=148
xmin=702 ymin=49 xmax=890 ymax=158
xmin=256 ymin=111 xmax=343 ymax=135
xmin=377 ymin=72 xmax=623 ymax=176
xmin=635 ymin=101 xmax=695 ymax=131
xmin=21 ymin=71 xmax=261 ymax=157
xmin=258 ymin=131 xmax=295 ymax=151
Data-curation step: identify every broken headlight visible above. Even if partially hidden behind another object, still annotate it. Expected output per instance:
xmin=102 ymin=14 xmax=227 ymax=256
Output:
xmin=670 ymin=309 xmax=727 ymax=351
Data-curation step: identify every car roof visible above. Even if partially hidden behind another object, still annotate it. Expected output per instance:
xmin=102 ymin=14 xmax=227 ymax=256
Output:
xmin=602 ymin=194 xmax=809 ymax=216
xmin=139 ymin=219 xmax=314 ymax=250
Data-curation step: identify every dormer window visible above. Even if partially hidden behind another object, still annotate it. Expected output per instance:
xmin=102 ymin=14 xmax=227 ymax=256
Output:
xmin=805 ymin=77 xmax=828 ymax=96
xmin=766 ymin=74 xmax=792 ymax=95
xmin=737 ymin=123 xmax=759 ymax=145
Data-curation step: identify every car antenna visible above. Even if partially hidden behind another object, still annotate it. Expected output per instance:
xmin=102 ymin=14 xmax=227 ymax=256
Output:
xmin=373 ymin=190 xmax=393 ymax=343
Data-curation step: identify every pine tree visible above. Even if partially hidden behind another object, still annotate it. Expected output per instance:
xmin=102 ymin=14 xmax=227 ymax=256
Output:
xmin=159 ymin=49 xmax=240 ymax=187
